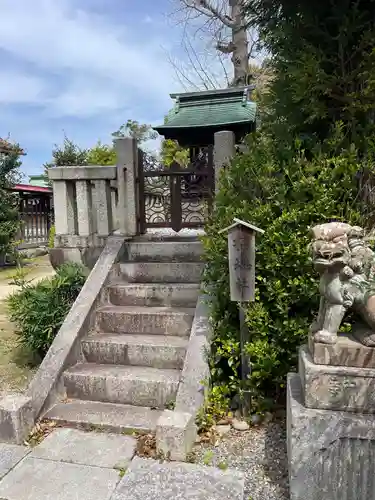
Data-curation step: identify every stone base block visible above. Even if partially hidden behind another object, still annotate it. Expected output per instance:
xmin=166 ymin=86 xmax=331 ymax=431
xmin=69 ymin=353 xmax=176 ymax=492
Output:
xmin=310 ymin=332 xmax=375 ymax=368
xmin=49 ymin=246 xmax=104 ymax=271
xmin=156 ymin=410 xmax=197 ymax=461
xmin=288 ymin=373 xmax=375 ymax=500
xmin=0 ymin=395 xmax=35 ymax=444
xmin=299 ymin=345 xmax=375 ymax=412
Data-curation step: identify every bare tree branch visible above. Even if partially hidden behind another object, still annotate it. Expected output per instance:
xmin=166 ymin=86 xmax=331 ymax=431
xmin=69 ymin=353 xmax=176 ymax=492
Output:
xmin=167 ymin=0 xmax=262 ymax=90
xmin=179 ymin=0 xmax=236 ymax=28
xmin=184 ymin=37 xmax=220 ymax=88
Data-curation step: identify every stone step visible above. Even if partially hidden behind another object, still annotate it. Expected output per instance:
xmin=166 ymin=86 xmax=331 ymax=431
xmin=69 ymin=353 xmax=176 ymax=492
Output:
xmin=124 ymin=240 xmax=203 ymax=262
xmin=113 ymin=456 xmax=245 ymax=500
xmin=120 ymin=262 xmax=204 ymax=283
xmin=96 ymin=305 xmax=195 ymax=336
xmin=106 ymin=282 xmax=200 ymax=307
xmin=82 ymin=333 xmax=188 ymax=369
xmin=44 ymin=399 xmax=162 ymax=434
xmin=63 ymin=363 xmax=180 ymax=408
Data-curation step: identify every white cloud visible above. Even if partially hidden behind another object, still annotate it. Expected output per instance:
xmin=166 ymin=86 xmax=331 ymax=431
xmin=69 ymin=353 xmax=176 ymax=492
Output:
xmin=0 ymin=70 xmax=45 ymax=104
xmin=0 ymin=0 xmax=179 ymax=117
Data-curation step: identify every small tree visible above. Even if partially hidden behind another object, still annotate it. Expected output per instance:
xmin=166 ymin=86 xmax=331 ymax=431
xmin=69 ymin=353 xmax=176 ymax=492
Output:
xmin=160 ymin=139 xmax=189 ymax=167
xmin=0 ymin=150 xmax=22 ymax=263
xmin=87 ymin=141 xmax=116 ymax=165
xmin=44 ymin=136 xmax=88 ymax=178
xmin=112 ymin=119 xmax=158 ymax=144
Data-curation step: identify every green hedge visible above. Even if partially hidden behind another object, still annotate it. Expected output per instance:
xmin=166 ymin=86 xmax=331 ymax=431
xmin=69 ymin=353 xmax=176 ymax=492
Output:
xmin=202 ymin=131 xmax=367 ymax=411
xmin=7 ymin=263 xmax=88 ymax=358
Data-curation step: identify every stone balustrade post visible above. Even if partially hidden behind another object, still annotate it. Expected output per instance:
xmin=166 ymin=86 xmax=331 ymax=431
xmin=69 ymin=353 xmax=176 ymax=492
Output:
xmin=114 ymin=137 xmax=138 ymax=236
xmin=52 ymin=180 xmax=77 ymax=235
xmin=48 ymin=165 xmax=118 ymax=269
xmin=213 ymin=130 xmax=236 ymax=193
xmin=75 ymin=180 xmax=93 ymax=237
xmin=96 ymin=179 xmax=113 ymax=236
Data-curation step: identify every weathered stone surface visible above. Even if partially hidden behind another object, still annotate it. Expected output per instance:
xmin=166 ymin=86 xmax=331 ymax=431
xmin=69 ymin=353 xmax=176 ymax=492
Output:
xmin=231 ymin=419 xmax=249 ymax=431
xmin=114 ymin=137 xmax=138 ymax=236
xmin=49 ymin=165 xmax=116 ymax=181
xmin=175 ymin=294 xmax=211 ymax=416
xmin=44 ymin=399 xmax=163 ymax=434
xmin=214 ymin=131 xmax=236 ymax=194
xmin=52 ymin=180 xmax=76 ymax=235
xmin=0 ymin=457 xmax=119 ymax=500
xmin=27 ymin=237 xmax=125 ymax=419
xmin=287 ymin=372 xmax=375 ymax=500
xmin=111 ymin=456 xmax=244 ymax=500
xmin=120 ymin=262 xmax=204 ymax=284
xmin=0 ymin=444 xmax=30 ymax=479
xmin=309 ymin=221 xmax=375 ymax=346
xmin=124 ymin=240 xmax=203 ymax=263
xmin=0 ymin=395 xmax=35 ymax=444
xmin=96 ymin=305 xmax=194 ymax=336
xmin=311 ymin=332 xmax=375 ymax=368
xmin=214 ymin=424 xmax=231 ymax=436
xmin=299 ymin=345 xmax=375 ymax=412
xmin=106 ymin=283 xmax=200 ymax=308
xmin=156 ymin=410 xmax=197 ymax=461
xmin=82 ymin=333 xmax=188 ymax=369
xmin=76 ymin=180 xmax=93 ymax=236
xmin=29 ymin=428 xmax=136 ymax=468
xmin=63 ymin=363 xmax=180 ymax=408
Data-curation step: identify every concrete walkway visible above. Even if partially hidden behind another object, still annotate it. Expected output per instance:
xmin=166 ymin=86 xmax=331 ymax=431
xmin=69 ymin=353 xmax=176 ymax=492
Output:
xmin=0 ymin=428 xmax=244 ymax=500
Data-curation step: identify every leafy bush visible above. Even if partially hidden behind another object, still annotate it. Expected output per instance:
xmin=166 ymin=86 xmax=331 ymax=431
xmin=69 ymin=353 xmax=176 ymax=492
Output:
xmin=0 ymin=151 xmax=22 ymax=263
xmin=7 ymin=263 xmax=88 ymax=358
xmin=48 ymin=225 xmax=55 ymax=249
xmin=203 ymin=128 xmax=368 ymax=411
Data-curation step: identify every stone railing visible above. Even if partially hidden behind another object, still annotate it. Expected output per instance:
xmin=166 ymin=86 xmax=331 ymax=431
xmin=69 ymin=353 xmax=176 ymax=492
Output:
xmin=48 ymin=137 xmax=138 ymax=269
xmin=48 ymin=131 xmax=236 ymax=268
xmin=49 ymin=165 xmax=117 ymax=238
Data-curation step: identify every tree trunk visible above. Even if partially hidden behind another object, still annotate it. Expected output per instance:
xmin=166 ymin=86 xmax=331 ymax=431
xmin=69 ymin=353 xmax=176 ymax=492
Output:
xmin=230 ymin=0 xmax=249 ymax=86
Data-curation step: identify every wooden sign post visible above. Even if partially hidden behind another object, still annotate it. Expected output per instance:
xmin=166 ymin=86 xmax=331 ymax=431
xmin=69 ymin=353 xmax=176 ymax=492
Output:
xmin=219 ymin=218 xmax=264 ymax=417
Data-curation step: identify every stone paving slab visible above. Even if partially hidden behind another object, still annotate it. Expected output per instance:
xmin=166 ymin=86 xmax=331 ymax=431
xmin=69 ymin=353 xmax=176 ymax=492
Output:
xmin=29 ymin=428 xmax=136 ymax=468
xmin=0 ymin=443 xmax=30 ymax=479
xmin=111 ymin=456 xmax=245 ymax=500
xmin=0 ymin=457 xmax=119 ymax=500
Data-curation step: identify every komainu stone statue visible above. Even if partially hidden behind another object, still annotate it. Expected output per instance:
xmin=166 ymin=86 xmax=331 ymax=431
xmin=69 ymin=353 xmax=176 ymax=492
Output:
xmin=310 ymin=221 xmax=375 ymax=346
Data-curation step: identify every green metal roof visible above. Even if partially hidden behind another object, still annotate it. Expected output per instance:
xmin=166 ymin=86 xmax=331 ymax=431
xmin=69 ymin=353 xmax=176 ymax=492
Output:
xmin=154 ymin=87 xmax=256 ymax=131
xmin=29 ymin=174 xmax=49 ymax=188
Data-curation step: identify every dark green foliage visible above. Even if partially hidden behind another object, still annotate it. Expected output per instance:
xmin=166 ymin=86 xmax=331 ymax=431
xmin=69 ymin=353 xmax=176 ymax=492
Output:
xmin=201 ymin=0 xmax=375 ymax=415
xmin=43 ymin=136 xmax=88 ymax=180
xmin=246 ymin=0 xmax=375 ymax=149
xmin=48 ymin=225 xmax=55 ymax=249
xmin=0 ymin=152 xmax=22 ymax=261
xmin=7 ymin=263 xmax=88 ymax=358
xmin=203 ymin=129 xmax=368 ymax=410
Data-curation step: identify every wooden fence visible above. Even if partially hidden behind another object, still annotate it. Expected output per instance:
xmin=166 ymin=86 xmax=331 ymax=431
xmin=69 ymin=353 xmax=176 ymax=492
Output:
xmin=18 ymin=194 xmax=53 ymax=247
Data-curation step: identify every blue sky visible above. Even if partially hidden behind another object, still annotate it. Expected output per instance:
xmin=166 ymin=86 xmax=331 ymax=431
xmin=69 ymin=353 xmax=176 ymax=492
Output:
xmin=0 ymin=0 xmax=212 ymax=178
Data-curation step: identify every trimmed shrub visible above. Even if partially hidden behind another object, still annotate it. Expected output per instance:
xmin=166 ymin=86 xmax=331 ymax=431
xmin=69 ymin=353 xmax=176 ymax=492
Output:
xmin=48 ymin=225 xmax=55 ymax=249
xmin=203 ymin=130 xmax=368 ymax=411
xmin=7 ymin=262 xmax=88 ymax=358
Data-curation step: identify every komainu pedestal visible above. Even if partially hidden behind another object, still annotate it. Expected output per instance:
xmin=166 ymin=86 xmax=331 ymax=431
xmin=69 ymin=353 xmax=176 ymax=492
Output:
xmin=287 ymin=370 xmax=375 ymax=500
xmin=288 ymin=222 xmax=375 ymax=500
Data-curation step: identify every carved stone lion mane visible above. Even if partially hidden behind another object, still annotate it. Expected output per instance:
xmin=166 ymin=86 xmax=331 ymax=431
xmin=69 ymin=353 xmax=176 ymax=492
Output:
xmin=310 ymin=222 xmax=375 ymax=346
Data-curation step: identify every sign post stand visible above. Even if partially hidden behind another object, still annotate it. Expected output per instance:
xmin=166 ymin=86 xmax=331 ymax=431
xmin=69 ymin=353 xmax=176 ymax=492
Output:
xmin=219 ymin=218 xmax=264 ymax=417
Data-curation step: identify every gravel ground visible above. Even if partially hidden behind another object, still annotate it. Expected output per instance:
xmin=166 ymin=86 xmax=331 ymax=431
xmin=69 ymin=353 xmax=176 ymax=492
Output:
xmin=194 ymin=419 xmax=289 ymax=500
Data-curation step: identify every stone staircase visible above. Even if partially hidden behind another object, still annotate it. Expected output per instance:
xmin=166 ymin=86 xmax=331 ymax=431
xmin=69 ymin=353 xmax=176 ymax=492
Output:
xmin=44 ymin=238 xmax=203 ymax=434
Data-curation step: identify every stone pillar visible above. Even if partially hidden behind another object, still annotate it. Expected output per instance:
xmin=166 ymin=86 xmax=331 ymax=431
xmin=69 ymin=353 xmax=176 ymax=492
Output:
xmin=52 ymin=180 xmax=77 ymax=235
xmin=213 ymin=130 xmax=235 ymax=193
xmin=288 ymin=337 xmax=375 ymax=500
xmin=95 ymin=179 xmax=113 ymax=236
xmin=115 ymin=137 xmax=138 ymax=236
xmin=76 ymin=180 xmax=93 ymax=236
